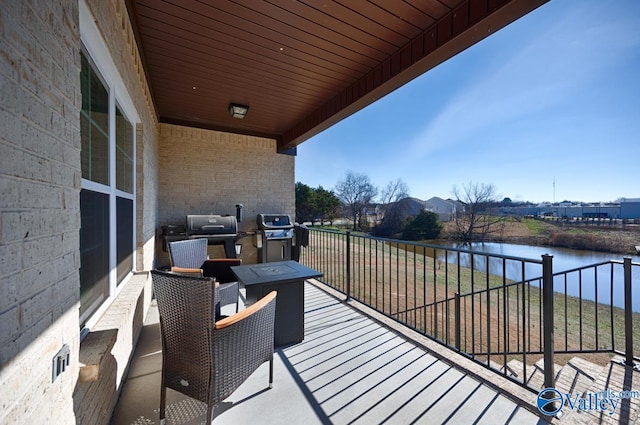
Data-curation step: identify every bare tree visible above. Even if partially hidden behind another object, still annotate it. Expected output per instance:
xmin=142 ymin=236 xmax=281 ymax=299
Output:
xmin=378 ymin=179 xmax=409 ymax=218
xmin=335 ymin=171 xmax=377 ymax=231
xmin=451 ymin=182 xmax=502 ymax=242
xmin=375 ymin=179 xmax=410 ymax=237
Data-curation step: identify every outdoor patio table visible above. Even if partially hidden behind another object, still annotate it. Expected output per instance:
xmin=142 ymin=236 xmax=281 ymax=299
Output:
xmin=231 ymin=260 xmax=322 ymax=347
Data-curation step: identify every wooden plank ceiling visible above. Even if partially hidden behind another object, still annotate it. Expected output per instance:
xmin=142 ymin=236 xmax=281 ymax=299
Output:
xmin=127 ymin=0 xmax=547 ymax=152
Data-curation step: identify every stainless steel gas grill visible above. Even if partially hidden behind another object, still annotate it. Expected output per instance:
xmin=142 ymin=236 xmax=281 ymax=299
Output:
xmin=256 ymin=214 xmax=294 ymax=263
xmin=186 ymin=214 xmax=238 ymax=257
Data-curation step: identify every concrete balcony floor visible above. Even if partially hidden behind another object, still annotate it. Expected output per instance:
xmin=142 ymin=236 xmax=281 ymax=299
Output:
xmin=111 ymin=280 xmax=548 ymax=425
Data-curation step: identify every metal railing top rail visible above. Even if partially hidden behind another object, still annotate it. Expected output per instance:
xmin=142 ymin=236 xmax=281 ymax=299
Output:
xmin=612 ymin=258 xmax=640 ymax=266
xmin=551 ymin=259 xmax=622 ymax=276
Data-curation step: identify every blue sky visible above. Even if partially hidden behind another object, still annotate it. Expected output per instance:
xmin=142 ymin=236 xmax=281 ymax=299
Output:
xmin=295 ymin=0 xmax=640 ymax=204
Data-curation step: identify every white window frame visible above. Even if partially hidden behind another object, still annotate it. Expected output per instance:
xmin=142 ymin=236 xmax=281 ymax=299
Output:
xmin=80 ymin=0 xmax=139 ymax=332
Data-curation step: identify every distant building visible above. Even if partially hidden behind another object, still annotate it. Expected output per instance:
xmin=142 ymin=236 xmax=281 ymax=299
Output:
xmin=499 ymin=199 xmax=640 ymax=220
xmin=424 ymin=197 xmax=460 ymax=222
xmin=387 ymin=197 xmax=640 ymax=223
xmin=385 ymin=196 xmax=460 ymax=222
xmin=620 ymin=198 xmax=640 ymax=219
xmin=395 ymin=197 xmax=428 ymax=216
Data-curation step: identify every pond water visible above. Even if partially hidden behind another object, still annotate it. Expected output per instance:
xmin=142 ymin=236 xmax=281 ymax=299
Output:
xmin=432 ymin=241 xmax=640 ymax=311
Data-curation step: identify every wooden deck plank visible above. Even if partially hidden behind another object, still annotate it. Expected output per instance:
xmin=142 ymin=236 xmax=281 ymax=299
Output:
xmin=111 ymin=281 xmax=546 ymax=425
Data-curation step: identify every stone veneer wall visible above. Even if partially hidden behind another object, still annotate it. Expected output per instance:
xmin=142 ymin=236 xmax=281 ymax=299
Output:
xmin=0 ymin=0 xmax=159 ymax=424
xmin=0 ymin=1 xmax=82 ymax=423
xmin=158 ymin=124 xmax=295 ymax=265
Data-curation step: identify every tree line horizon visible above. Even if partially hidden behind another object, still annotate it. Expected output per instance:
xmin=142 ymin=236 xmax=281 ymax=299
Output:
xmin=296 ymin=170 xmax=503 ymax=242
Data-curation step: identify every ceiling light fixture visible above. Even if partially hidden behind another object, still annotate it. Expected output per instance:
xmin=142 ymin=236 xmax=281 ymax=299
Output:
xmin=228 ymin=103 xmax=249 ymax=119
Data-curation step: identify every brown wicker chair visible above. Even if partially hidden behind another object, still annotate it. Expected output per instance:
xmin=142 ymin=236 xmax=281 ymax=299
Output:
xmin=168 ymin=238 xmax=240 ymax=312
xmin=151 ymin=270 xmax=277 ymax=424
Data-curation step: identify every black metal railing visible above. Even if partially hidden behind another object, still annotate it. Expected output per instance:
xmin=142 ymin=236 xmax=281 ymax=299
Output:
xmin=299 ymin=228 xmax=640 ymax=391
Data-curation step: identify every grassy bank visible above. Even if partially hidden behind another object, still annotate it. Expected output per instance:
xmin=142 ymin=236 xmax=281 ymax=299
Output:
xmin=442 ymin=217 xmax=640 ymax=255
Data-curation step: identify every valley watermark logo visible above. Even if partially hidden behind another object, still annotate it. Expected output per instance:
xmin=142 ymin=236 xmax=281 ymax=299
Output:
xmin=537 ymin=387 xmax=640 ymax=417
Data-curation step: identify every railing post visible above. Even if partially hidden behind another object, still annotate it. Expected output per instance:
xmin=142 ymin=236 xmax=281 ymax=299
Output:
xmin=542 ymin=254 xmax=555 ymax=389
xmin=455 ymin=292 xmax=461 ymax=350
xmin=346 ymin=231 xmax=351 ymax=301
xmin=624 ymin=257 xmax=634 ymax=367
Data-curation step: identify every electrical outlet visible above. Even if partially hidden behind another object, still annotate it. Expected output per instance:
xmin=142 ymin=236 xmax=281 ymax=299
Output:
xmin=52 ymin=344 xmax=70 ymax=383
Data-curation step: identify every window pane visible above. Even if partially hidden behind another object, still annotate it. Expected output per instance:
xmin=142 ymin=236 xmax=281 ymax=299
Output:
xmin=79 ymin=189 xmax=110 ymax=327
xmin=80 ymin=52 xmax=109 ymax=185
xmin=79 ymin=47 xmax=137 ymax=329
xmin=116 ymin=197 xmax=134 ymax=285
xmin=116 ymin=106 xmax=134 ymax=193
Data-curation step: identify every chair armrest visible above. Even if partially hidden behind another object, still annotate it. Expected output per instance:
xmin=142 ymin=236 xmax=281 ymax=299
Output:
xmin=215 ymin=291 xmax=277 ymax=330
xmin=204 ymin=258 xmax=243 ymax=264
xmin=170 ymin=266 xmax=204 ymax=277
